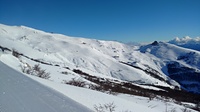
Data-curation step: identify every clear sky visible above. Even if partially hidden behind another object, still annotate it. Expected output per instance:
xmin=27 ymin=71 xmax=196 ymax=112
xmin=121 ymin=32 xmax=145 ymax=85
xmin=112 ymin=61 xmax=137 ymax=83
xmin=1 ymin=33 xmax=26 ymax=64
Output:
xmin=0 ymin=0 xmax=200 ymax=43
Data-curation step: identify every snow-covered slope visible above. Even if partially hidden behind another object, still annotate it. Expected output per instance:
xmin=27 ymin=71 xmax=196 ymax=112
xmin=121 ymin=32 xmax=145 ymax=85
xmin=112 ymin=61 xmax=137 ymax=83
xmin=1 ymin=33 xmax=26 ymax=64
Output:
xmin=169 ymin=36 xmax=200 ymax=51
xmin=0 ymin=24 xmax=200 ymax=111
xmin=0 ymin=61 xmax=92 ymax=112
xmin=1 ymin=58 xmax=195 ymax=112
xmin=0 ymin=24 xmax=173 ymax=87
xmin=1 ymin=23 xmax=200 ymax=93
xmin=140 ymin=41 xmax=200 ymax=93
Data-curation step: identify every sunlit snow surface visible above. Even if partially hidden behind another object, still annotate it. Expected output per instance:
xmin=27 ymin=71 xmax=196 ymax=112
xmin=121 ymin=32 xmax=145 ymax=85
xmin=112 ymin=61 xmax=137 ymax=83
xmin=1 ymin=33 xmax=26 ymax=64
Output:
xmin=0 ymin=24 xmax=174 ymax=87
xmin=0 ymin=24 xmax=199 ymax=111
xmin=0 ymin=62 xmax=92 ymax=112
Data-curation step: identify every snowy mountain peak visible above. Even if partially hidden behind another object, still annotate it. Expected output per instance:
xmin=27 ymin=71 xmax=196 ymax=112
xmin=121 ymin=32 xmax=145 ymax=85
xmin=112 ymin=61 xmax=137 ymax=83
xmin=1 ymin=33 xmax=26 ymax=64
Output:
xmin=170 ymin=36 xmax=200 ymax=44
xmin=169 ymin=36 xmax=200 ymax=51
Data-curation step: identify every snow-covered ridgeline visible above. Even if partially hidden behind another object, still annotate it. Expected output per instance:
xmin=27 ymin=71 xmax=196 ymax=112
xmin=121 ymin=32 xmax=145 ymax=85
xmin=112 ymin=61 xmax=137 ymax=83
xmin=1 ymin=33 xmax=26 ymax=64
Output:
xmin=169 ymin=36 xmax=200 ymax=51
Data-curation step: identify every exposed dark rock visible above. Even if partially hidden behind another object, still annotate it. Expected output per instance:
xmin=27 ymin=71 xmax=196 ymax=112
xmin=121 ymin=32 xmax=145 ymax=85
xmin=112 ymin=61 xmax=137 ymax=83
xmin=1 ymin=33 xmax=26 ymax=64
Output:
xmin=151 ymin=41 xmax=159 ymax=46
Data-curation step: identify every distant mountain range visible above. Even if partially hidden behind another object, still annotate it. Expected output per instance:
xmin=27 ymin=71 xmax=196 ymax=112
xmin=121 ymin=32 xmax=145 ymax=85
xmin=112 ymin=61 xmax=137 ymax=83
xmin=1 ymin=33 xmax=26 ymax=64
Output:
xmin=169 ymin=36 xmax=200 ymax=51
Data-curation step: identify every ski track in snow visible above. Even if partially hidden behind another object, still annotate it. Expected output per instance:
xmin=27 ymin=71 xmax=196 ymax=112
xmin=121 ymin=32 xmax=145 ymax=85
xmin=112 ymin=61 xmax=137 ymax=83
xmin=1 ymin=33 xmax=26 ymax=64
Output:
xmin=0 ymin=62 xmax=92 ymax=112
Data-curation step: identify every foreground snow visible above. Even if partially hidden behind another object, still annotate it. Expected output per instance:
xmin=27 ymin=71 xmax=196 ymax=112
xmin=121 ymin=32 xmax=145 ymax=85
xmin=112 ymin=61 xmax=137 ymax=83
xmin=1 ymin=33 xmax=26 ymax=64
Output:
xmin=0 ymin=62 xmax=92 ymax=112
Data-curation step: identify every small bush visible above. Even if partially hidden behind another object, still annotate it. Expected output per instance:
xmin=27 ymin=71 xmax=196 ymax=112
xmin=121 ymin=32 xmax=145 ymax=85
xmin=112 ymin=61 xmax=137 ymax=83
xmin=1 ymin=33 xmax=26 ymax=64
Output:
xmin=65 ymin=78 xmax=86 ymax=87
xmin=61 ymin=71 xmax=69 ymax=75
xmin=37 ymin=69 xmax=50 ymax=79
xmin=33 ymin=64 xmax=41 ymax=72
xmin=21 ymin=64 xmax=50 ymax=79
xmin=21 ymin=64 xmax=32 ymax=74
xmin=94 ymin=102 xmax=116 ymax=112
xmin=148 ymin=93 xmax=156 ymax=101
xmin=12 ymin=49 xmax=21 ymax=58
xmin=26 ymin=68 xmax=32 ymax=74
xmin=21 ymin=65 xmax=26 ymax=73
xmin=89 ymin=84 xmax=105 ymax=92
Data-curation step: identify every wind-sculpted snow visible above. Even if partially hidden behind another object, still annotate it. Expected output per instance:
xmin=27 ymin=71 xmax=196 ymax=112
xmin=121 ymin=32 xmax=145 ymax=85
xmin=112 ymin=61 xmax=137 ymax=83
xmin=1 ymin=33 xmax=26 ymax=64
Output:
xmin=0 ymin=62 xmax=92 ymax=112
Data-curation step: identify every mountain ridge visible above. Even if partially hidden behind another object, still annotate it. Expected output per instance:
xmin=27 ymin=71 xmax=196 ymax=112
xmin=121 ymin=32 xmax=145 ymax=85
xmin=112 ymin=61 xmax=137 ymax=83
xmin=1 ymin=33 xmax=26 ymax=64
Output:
xmin=1 ymin=24 xmax=200 ymax=94
xmin=169 ymin=36 xmax=200 ymax=51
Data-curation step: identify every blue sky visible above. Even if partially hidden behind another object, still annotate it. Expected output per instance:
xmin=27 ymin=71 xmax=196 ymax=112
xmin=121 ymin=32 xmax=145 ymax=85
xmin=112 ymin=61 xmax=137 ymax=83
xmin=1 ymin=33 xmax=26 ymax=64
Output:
xmin=0 ymin=0 xmax=200 ymax=43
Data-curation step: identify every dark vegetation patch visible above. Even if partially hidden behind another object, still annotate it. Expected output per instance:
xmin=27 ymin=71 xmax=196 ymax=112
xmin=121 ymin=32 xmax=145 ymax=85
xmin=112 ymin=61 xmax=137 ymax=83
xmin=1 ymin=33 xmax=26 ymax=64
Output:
xmin=72 ymin=69 xmax=200 ymax=107
xmin=64 ymin=78 xmax=86 ymax=87
xmin=0 ymin=45 xmax=60 ymax=67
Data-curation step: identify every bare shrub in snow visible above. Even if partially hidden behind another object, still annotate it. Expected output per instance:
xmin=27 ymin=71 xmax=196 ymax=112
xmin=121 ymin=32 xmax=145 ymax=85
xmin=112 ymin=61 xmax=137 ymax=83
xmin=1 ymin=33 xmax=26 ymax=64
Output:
xmin=37 ymin=69 xmax=50 ymax=79
xmin=12 ymin=49 xmax=21 ymax=58
xmin=94 ymin=104 xmax=105 ymax=112
xmin=94 ymin=102 xmax=116 ymax=112
xmin=65 ymin=78 xmax=86 ymax=87
xmin=25 ymin=68 xmax=32 ymax=74
xmin=88 ymin=84 xmax=105 ymax=92
xmin=33 ymin=64 xmax=41 ymax=72
xmin=21 ymin=64 xmax=50 ymax=79
xmin=21 ymin=65 xmax=26 ymax=73
xmin=61 ymin=71 xmax=69 ymax=75
xmin=148 ymin=93 xmax=156 ymax=101
xmin=21 ymin=64 xmax=32 ymax=74
xmin=31 ymin=64 xmax=50 ymax=79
